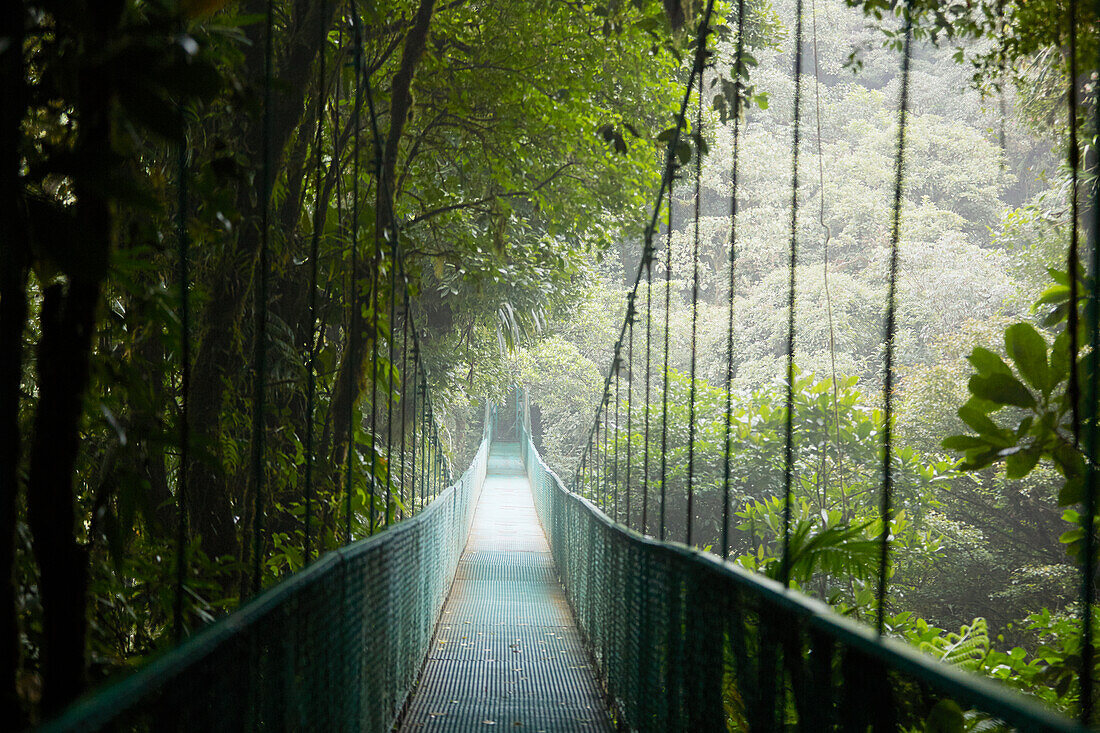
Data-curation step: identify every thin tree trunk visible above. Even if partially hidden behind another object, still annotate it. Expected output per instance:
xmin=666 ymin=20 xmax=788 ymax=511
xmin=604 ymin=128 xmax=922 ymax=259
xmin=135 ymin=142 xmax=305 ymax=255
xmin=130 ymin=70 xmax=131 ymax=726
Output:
xmin=25 ymin=44 xmax=119 ymax=711
xmin=330 ymin=0 xmax=437 ymax=470
xmin=0 ymin=1 xmax=27 ymax=722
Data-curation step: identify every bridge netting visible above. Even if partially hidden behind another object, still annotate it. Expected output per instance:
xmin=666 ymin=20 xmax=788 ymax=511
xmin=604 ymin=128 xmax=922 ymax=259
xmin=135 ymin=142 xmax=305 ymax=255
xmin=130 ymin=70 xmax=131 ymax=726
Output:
xmin=38 ymin=396 xmax=1085 ymax=731
xmin=41 ymin=419 xmax=493 ymax=733
xmin=518 ymin=396 xmax=1083 ymax=732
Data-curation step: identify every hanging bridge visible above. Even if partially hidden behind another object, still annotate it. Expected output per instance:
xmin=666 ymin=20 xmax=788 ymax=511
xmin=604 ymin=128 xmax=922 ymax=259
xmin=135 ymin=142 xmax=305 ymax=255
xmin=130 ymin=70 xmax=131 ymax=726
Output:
xmin=23 ymin=0 xmax=1100 ymax=730
xmin=40 ymin=393 xmax=1085 ymax=731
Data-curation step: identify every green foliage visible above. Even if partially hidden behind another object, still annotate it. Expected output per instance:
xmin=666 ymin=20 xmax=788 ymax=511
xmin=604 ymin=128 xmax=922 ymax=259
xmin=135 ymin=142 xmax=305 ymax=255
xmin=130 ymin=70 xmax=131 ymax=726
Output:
xmin=733 ymin=497 xmax=880 ymax=587
xmin=944 ymin=267 xmax=1094 ymax=555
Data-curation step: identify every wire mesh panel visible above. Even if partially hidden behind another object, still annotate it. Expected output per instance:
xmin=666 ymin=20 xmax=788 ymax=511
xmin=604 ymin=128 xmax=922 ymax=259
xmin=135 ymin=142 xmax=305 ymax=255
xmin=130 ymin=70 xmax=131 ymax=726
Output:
xmin=521 ymin=434 xmax=1086 ymax=732
xmin=40 ymin=439 xmax=490 ymax=733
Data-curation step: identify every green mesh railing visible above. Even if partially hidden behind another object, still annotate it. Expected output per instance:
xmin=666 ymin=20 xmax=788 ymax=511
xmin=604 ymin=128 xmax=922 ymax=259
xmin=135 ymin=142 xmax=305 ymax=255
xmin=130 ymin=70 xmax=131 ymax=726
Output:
xmin=519 ymin=429 xmax=1084 ymax=731
xmin=41 ymin=437 xmax=490 ymax=732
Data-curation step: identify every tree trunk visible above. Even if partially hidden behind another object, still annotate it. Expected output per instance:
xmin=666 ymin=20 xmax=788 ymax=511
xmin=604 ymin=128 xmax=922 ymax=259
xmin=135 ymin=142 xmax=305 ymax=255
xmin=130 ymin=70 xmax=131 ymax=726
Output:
xmin=26 ymin=278 xmax=101 ymax=715
xmin=330 ymin=0 xmax=437 ymax=470
xmin=185 ymin=0 xmax=339 ymax=568
xmin=25 ymin=44 xmax=119 ymax=711
xmin=0 ymin=1 xmax=27 ymax=722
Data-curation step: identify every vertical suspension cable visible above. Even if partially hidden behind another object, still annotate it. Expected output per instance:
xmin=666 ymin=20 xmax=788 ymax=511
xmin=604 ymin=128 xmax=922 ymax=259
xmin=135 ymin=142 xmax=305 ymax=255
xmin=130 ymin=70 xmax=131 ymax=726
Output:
xmin=997 ymin=0 xmax=1008 ymax=168
xmin=417 ymin=370 xmax=425 ymax=513
xmin=625 ymin=308 xmax=634 ymax=529
xmin=594 ymin=408 xmax=602 ymax=506
xmin=660 ymin=189 xmax=673 ymax=542
xmin=572 ymin=4 xmax=714 ymax=543
xmin=303 ymin=0 xmax=328 ymax=565
xmin=249 ymin=0 xmax=275 ymax=598
xmin=876 ymin=11 xmax=913 ymax=636
xmin=425 ymin=399 xmax=432 ymax=502
xmin=173 ymin=115 xmax=190 ymax=642
xmin=686 ymin=51 xmax=706 ymax=548
xmin=780 ymin=0 xmax=805 ymax=589
xmin=429 ymin=402 xmax=436 ymax=500
xmin=587 ymin=443 xmax=594 ymax=500
xmin=399 ymin=301 xmax=410 ymax=521
xmin=433 ymin=415 xmax=441 ymax=497
xmin=642 ymin=253 xmax=653 ymax=535
xmin=614 ymin=353 xmax=620 ymax=521
xmin=1068 ymin=0 xmax=1083 ymax=454
xmin=366 ymin=97 xmax=382 ymax=537
xmin=409 ymin=347 xmax=418 ymax=515
xmin=346 ymin=8 xmax=364 ymax=546
xmin=385 ymin=235 xmax=399 ymax=527
xmin=722 ymin=0 xmax=747 ymax=561
xmin=603 ymin=396 xmax=610 ymax=511
xmin=421 ymin=378 xmax=427 ymax=509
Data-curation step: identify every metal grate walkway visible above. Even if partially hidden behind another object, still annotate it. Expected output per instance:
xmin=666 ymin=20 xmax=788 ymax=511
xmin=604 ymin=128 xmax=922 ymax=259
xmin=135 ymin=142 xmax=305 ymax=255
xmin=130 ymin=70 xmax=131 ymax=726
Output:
xmin=400 ymin=442 xmax=613 ymax=732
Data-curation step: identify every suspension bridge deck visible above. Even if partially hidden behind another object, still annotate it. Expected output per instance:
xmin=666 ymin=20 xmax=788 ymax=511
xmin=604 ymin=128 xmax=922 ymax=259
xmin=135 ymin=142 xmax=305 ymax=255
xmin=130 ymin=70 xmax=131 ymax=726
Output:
xmin=400 ymin=442 xmax=612 ymax=732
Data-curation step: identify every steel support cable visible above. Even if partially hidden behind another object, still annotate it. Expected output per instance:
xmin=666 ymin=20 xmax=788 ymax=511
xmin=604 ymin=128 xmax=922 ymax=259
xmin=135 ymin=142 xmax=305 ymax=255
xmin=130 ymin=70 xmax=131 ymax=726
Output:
xmin=594 ymin=410 xmax=602 ymax=506
xmin=573 ymin=2 xmax=716 ymax=510
xmin=424 ymin=400 xmax=432 ymax=503
xmin=642 ymin=255 xmax=653 ymax=535
xmin=399 ymin=301 xmax=410 ymax=520
xmin=429 ymin=404 xmax=437 ymax=500
xmin=780 ymin=0 xmax=805 ymax=589
xmin=660 ymin=188 xmax=673 ymax=541
xmin=173 ymin=107 xmax=191 ymax=642
xmin=303 ymin=0 xmax=329 ymax=566
xmin=614 ymin=351 xmax=621 ymax=520
xmin=248 ymin=0 xmax=275 ymax=598
xmin=424 ymin=399 xmax=432 ymax=502
xmin=385 ymin=228 xmax=399 ymax=526
xmin=409 ymin=346 xmax=418 ymax=514
xmin=876 ymin=12 xmax=913 ymax=636
xmin=605 ymin=395 xmax=612 ymax=511
xmin=421 ymin=380 xmax=428 ymax=508
xmin=721 ymin=0 xmax=747 ymax=561
xmin=1068 ymin=0 xmax=1083 ymax=459
xmin=997 ymin=0 xmax=1008 ymax=168
xmin=416 ymin=370 xmax=425 ymax=512
xmin=600 ymin=402 xmax=606 ymax=507
xmin=625 ymin=304 xmax=634 ymax=529
xmin=686 ymin=51 xmax=706 ymax=548
xmin=433 ymin=417 xmax=441 ymax=499
xmin=345 ymin=8 xmax=365 ymax=545
xmin=367 ymin=139 xmax=381 ymax=537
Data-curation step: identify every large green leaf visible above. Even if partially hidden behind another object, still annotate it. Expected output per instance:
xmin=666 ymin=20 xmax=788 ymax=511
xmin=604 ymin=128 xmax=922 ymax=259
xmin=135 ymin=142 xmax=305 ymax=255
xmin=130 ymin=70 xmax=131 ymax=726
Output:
xmin=941 ymin=434 xmax=989 ymax=451
xmin=967 ymin=347 xmax=1012 ymax=377
xmin=968 ymin=373 xmax=1036 ymax=409
xmin=956 ymin=404 xmax=1011 ymax=445
xmin=1004 ymin=447 xmax=1040 ymax=479
xmin=1004 ymin=323 xmax=1051 ymax=393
